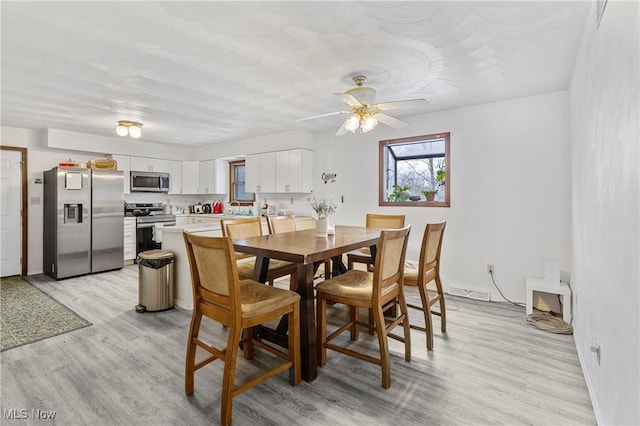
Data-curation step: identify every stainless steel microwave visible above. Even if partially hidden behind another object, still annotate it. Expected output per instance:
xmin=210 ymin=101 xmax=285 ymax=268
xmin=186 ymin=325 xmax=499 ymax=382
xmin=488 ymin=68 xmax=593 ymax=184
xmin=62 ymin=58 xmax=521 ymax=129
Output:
xmin=130 ymin=171 xmax=170 ymax=192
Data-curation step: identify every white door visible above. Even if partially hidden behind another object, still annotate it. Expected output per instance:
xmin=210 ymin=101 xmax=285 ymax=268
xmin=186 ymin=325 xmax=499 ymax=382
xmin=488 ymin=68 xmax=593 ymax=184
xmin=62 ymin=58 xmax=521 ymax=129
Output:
xmin=0 ymin=149 xmax=22 ymax=276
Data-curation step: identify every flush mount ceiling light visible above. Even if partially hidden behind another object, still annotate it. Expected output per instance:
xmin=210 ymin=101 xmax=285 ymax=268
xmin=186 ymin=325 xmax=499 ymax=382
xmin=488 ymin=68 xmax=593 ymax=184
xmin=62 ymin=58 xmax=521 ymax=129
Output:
xmin=116 ymin=120 xmax=143 ymax=139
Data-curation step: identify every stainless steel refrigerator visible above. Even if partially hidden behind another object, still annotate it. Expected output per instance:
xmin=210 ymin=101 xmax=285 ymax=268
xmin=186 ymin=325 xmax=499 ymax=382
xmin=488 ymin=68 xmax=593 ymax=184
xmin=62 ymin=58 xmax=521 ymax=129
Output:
xmin=43 ymin=167 xmax=124 ymax=279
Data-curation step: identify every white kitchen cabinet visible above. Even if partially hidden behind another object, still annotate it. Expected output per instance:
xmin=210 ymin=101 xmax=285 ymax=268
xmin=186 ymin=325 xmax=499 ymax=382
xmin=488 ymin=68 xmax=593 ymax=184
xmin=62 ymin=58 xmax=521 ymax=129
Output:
xmin=123 ymin=218 xmax=136 ymax=264
xmin=109 ymin=154 xmax=131 ymax=194
xmin=245 ymin=152 xmax=276 ymax=193
xmin=130 ymin=156 xmax=170 ymax=173
xmin=181 ymin=161 xmax=199 ymax=194
xmin=175 ymin=215 xmax=192 ymax=226
xmin=198 ymin=159 xmax=228 ymax=194
xmin=169 ymin=160 xmax=182 ymax=194
xmin=192 ymin=216 xmax=221 ymax=225
xmin=275 ymin=149 xmax=313 ymax=193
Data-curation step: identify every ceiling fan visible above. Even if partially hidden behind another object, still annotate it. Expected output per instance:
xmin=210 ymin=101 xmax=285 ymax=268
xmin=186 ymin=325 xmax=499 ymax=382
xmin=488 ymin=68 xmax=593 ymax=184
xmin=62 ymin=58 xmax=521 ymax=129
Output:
xmin=296 ymin=76 xmax=429 ymax=136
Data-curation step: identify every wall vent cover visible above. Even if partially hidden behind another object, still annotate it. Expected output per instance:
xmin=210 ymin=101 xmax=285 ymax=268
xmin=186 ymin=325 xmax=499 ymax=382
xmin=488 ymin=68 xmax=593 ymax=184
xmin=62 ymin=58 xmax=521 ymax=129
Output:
xmin=447 ymin=285 xmax=491 ymax=301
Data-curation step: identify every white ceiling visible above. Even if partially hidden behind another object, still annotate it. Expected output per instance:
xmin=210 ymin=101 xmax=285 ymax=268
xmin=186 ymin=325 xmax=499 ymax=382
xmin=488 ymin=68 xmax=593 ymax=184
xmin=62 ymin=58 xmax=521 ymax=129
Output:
xmin=1 ymin=1 xmax=590 ymax=147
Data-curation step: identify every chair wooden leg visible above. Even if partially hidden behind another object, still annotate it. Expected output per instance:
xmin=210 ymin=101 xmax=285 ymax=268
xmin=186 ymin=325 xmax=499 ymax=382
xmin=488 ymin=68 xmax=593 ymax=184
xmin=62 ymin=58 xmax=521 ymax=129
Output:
xmin=418 ymin=284 xmax=434 ymax=350
xmin=437 ymin=278 xmax=446 ymax=333
xmin=398 ymin=294 xmax=412 ymax=361
xmin=350 ymin=306 xmax=359 ymax=340
xmin=317 ymin=296 xmax=327 ymax=366
xmin=372 ymin=305 xmax=391 ymax=389
xmin=288 ymin=302 xmax=301 ymax=385
xmin=220 ymin=323 xmax=242 ymax=426
xmin=367 ymin=308 xmax=375 ymax=335
xmin=242 ymin=327 xmax=254 ymax=360
xmin=185 ymin=310 xmax=202 ymax=396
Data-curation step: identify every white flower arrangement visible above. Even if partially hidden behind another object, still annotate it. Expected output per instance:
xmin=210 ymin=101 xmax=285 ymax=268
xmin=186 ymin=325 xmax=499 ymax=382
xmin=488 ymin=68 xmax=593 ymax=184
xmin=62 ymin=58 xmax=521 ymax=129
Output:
xmin=309 ymin=197 xmax=338 ymax=219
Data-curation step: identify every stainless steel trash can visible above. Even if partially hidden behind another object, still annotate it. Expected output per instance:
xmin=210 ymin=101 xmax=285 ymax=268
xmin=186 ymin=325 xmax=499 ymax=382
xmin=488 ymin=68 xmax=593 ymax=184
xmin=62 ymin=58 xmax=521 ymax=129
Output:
xmin=136 ymin=249 xmax=175 ymax=313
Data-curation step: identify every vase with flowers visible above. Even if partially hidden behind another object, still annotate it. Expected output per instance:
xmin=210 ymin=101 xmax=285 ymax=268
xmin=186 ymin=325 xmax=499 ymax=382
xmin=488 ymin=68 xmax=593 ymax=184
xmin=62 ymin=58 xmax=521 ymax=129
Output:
xmin=309 ymin=197 xmax=338 ymax=237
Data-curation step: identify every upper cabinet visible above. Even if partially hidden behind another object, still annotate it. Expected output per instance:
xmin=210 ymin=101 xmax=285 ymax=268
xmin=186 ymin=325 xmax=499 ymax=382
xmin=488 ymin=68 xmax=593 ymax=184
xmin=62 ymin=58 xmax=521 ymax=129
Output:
xmin=246 ymin=152 xmax=276 ymax=193
xmin=198 ymin=159 xmax=228 ymax=194
xmin=275 ymin=149 xmax=313 ymax=193
xmin=168 ymin=161 xmax=182 ymax=195
xmin=181 ymin=161 xmax=199 ymax=194
xmin=110 ymin=154 xmax=131 ymax=194
xmin=247 ymin=149 xmax=313 ymax=194
xmin=130 ymin=156 xmax=170 ymax=173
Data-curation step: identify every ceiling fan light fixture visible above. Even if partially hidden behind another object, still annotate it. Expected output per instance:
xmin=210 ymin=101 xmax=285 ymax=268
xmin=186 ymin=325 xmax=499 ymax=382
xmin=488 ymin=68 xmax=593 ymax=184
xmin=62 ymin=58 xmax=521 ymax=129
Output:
xmin=116 ymin=120 xmax=143 ymax=138
xmin=345 ymin=114 xmax=360 ymax=133
xmin=361 ymin=114 xmax=378 ymax=133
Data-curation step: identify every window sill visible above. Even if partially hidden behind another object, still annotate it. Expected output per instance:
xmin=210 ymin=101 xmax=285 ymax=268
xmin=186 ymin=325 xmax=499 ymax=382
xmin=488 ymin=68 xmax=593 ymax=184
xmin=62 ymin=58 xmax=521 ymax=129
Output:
xmin=379 ymin=200 xmax=450 ymax=208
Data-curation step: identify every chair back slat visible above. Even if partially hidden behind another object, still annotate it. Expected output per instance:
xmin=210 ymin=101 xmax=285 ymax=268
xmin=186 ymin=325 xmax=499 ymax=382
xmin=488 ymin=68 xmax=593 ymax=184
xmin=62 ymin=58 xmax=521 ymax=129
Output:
xmin=373 ymin=225 xmax=411 ymax=295
xmin=294 ymin=217 xmax=316 ymax=231
xmin=220 ymin=217 xmax=264 ymax=238
xmin=183 ymin=233 xmax=239 ymax=312
xmin=421 ymin=221 xmax=446 ymax=272
xmin=268 ymin=215 xmax=297 ymax=234
xmin=366 ymin=213 xmax=405 ymax=229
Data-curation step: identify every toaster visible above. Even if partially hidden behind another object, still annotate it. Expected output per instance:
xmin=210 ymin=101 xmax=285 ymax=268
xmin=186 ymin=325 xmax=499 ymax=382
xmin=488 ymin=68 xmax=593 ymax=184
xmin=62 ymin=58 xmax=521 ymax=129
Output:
xmin=192 ymin=204 xmax=204 ymax=214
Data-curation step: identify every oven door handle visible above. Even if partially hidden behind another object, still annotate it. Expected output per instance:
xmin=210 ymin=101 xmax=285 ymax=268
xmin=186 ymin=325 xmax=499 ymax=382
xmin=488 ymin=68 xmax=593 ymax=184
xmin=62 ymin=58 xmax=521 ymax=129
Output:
xmin=137 ymin=222 xmax=176 ymax=228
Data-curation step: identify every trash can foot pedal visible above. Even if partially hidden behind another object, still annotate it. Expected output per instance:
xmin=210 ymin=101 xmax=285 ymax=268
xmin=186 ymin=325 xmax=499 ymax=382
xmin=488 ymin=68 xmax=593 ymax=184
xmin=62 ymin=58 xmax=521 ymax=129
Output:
xmin=135 ymin=304 xmax=147 ymax=313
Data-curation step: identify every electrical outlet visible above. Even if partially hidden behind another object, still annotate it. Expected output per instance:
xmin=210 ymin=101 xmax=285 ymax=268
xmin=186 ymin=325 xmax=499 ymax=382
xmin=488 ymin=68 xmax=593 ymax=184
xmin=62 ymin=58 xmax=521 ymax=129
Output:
xmin=487 ymin=264 xmax=494 ymax=274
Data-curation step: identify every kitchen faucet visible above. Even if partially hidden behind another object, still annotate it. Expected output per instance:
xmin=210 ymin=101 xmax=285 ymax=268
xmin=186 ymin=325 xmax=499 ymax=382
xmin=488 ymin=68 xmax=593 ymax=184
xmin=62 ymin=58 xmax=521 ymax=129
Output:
xmin=229 ymin=200 xmax=241 ymax=215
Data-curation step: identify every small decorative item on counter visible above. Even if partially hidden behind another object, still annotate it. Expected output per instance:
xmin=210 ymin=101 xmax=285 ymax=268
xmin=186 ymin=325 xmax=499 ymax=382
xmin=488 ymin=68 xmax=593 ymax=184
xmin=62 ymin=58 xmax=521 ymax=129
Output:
xmin=309 ymin=197 xmax=338 ymax=238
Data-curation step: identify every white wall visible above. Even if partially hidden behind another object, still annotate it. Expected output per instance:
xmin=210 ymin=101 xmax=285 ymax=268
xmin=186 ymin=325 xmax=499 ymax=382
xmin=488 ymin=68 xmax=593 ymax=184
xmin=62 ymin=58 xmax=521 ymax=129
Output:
xmin=569 ymin=1 xmax=639 ymax=424
xmin=1 ymin=126 xmax=120 ymax=274
xmin=2 ymin=91 xmax=573 ymax=299
xmin=313 ymin=91 xmax=572 ymax=303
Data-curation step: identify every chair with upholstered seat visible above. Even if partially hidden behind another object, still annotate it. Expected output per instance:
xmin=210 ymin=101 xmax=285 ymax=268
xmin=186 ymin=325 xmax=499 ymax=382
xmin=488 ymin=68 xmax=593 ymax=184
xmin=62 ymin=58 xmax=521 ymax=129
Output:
xmin=347 ymin=214 xmax=406 ymax=272
xmin=221 ymin=217 xmax=296 ymax=287
xmin=183 ymin=233 xmax=301 ymax=426
xmin=403 ymin=221 xmax=446 ymax=350
xmin=267 ymin=215 xmax=332 ymax=279
xmin=316 ymin=225 xmax=412 ymax=389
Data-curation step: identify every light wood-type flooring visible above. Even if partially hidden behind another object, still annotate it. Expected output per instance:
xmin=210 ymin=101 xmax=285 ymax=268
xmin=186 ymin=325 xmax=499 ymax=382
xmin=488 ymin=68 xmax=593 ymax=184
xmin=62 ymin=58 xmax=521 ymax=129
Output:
xmin=0 ymin=266 xmax=595 ymax=425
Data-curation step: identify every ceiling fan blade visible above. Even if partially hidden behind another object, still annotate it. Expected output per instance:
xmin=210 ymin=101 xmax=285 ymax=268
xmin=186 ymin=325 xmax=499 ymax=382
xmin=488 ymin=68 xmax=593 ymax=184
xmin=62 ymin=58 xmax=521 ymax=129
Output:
xmin=335 ymin=117 xmax=352 ymax=136
xmin=295 ymin=111 xmax=349 ymax=122
xmin=334 ymin=93 xmax=362 ymax=108
xmin=376 ymin=113 xmax=408 ymax=129
xmin=376 ymin=99 xmax=429 ymax=111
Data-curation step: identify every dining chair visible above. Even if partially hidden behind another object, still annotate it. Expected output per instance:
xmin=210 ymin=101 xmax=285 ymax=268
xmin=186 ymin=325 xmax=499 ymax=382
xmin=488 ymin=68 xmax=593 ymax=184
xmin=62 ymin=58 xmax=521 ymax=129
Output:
xmin=403 ymin=221 xmax=447 ymax=350
xmin=347 ymin=214 xmax=406 ymax=272
xmin=266 ymin=214 xmax=297 ymax=234
xmin=267 ymin=215 xmax=332 ymax=279
xmin=220 ymin=217 xmax=296 ymax=287
xmin=316 ymin=225 xmax=412 ymax=389
xmin=183 ymin=233 xmax=301 ymax=426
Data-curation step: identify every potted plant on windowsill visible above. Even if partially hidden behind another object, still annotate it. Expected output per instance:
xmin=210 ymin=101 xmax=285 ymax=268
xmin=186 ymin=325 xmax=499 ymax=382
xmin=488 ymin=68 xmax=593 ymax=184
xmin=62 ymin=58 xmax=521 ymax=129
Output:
xmin=387 ymin=184 xmax=411 ymax=202
xmin=420 ymin=183 xmax=438 ymax=201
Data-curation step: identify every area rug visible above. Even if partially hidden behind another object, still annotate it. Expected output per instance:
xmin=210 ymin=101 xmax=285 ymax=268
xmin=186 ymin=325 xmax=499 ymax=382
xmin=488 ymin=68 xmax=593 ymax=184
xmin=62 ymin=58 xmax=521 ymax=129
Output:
xmin=1 ymin=276 xmax=91 ymax=351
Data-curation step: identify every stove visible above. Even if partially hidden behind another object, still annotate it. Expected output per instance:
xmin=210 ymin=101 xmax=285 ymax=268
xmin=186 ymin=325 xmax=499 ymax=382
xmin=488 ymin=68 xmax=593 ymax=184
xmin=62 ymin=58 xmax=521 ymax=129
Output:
xmin=125 ymin=203 xmax=176 ymax=228
xmin=125 ymin=203 xmax=176 ymax=255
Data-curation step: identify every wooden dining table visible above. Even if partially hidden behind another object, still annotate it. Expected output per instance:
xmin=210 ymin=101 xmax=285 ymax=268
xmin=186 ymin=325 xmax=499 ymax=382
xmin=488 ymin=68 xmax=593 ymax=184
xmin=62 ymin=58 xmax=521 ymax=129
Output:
xmin=232 ymin=224 xmax=381 ymax=382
